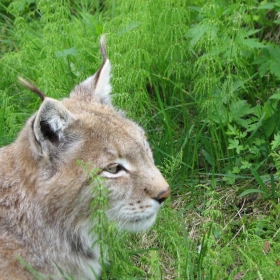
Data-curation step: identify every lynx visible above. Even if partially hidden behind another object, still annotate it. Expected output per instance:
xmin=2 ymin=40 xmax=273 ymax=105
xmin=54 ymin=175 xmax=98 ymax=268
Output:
xmin=0 ymin=36 xmax=170 ymax=279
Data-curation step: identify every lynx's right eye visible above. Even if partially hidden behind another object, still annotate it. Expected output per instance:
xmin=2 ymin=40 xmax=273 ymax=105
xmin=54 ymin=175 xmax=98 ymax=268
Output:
xmin=104 ymin=163 xmax=124 ymax=174
xmin=101 ymin=159 xmax=130 ymax=178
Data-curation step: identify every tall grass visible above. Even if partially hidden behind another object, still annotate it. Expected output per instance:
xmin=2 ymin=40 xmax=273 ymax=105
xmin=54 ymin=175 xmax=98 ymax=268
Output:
xmin=1 ymin=0 xmax=280 ymax=279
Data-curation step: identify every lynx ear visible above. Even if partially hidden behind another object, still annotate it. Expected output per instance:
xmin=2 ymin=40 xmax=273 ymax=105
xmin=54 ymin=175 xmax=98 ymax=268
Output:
xmin=33 ymin=98 xmax=74 ymax=156
xmin=71 ymin=35 xmax=112 ymax=105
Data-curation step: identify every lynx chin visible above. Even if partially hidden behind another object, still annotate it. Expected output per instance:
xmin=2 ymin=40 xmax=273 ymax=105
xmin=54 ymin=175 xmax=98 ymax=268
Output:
xmin=0 ymin=36 xmax=170 ymax=279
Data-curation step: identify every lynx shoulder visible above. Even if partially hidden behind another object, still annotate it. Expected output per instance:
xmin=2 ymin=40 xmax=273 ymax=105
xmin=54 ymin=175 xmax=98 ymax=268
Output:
xmin=0 ymin=36 xmax=170 ymax=280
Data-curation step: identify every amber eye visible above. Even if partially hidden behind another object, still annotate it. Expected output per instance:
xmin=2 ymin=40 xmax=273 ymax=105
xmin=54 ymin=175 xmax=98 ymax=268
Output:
xmin=104 ymin=164 xmax=124 ymax=174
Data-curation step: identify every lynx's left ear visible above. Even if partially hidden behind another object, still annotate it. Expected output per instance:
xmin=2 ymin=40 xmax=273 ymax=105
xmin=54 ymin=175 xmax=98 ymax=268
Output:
xmin=70 ymin=35 xmax=112 ymax=105
xmin=32 ymin=98 xmax=75 ymax=157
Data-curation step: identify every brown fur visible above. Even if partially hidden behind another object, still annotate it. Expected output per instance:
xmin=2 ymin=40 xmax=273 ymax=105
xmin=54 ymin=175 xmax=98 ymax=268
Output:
xmin=0 ymin=36 xmax=170 ymax=279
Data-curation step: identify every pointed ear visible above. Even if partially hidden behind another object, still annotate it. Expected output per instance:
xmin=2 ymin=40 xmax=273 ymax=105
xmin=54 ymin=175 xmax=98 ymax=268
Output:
xmin=33 ymin=98 xmax=74 ymax=156
xmin=70 ymin=35 xmax=112 ymax=105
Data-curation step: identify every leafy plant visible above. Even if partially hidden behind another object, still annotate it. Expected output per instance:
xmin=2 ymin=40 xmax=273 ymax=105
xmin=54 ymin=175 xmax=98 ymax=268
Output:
xmin=1 ymin=0 xmax=280 ymax=279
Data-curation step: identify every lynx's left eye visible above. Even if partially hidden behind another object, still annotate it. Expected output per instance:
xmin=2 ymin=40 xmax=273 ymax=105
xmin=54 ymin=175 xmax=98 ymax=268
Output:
xmin=104 ymin=164 xmax=124 ymax=174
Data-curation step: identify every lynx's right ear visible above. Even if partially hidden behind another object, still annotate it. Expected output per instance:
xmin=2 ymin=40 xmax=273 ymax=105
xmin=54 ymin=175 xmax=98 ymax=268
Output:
xmin=70 ymin=35 xmax=112 ymax=105
xmin=32 ymin=98 xmax=74 ymax=157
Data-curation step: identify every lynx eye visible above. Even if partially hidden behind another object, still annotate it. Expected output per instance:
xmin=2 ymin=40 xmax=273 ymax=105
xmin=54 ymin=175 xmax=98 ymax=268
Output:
xmin=104 ymin=164 xmax=123 ymax=174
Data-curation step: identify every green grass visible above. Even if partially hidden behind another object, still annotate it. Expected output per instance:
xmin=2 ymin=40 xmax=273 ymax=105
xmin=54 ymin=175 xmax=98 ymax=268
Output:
xmin=1 ymin=0 xmax=280 ymax=279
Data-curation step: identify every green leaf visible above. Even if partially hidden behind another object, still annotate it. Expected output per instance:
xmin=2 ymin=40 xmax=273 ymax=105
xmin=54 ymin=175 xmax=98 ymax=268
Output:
xmin=55 ymin=47 xmax=77 ymax=58
xmin=253 ymin=46 xmax=280 ymax=77
xmin=257 ymin=3 xmax=275 ymax=10
xmin=260 ymin=108 xmax=280 ymax=137
xmin=267 ymin=46 xmax=280 ymax=60
xmin=261 ymin=117 xmax=275 ymax=138
xmin=250 ymin=167 xmax=267 ymax=194
xmin=269 ymin=92 xmax=280 ymax=100
xmin=240 ymin=160 xmax=252 ymax=170
xmin=230 ymin=100 xmax=254 ymax=119
xmin=228 ymin=139 xmax=243 ymax=154
xmin=239 ymin=189 xmax=267 ymax=197
xmin=188 ymin=23 xmax=218 ymax=47
xmin=223 ymin=173 xmax=236 ymax=185
xmin=262 ymin=102 xmax=273 ymax=119
xmin=117 ymin=22 xmax=142 ymax=35
xmin=79 ymin=12 xmax=103 ymax=36
xmin=213 ymin=228 xmax=221 ymax=239
xmin=202 ymin=149 xmax=214 ymax=166
xmin=226 ymin=124 xmax=239 ymax=136
xmin=259 ymin=62 xmax=269 ymax=77
xmin=232 ymin=166 xmax=240 ymax=174
xmin=271 ymin=132 xmax=280 ymax=151
xmin=228 ymin=139 xmax=239 ymax=149
xmin=211 ymin=104 xmax=228 ymax=124
xmin=252 ymin=56 xmax=266 ymax=65
xmin=270 ymin=61 xmax=280 ymax=78
xmin=188 ymin=25 xmax=207 ymax=46
xmin=245 ymin=29 xmax=261 ymax=37
xmin=241 ymin=38 xmax=265 ymax=49
xmin=236 ymin=118 xmax=254 ymax=130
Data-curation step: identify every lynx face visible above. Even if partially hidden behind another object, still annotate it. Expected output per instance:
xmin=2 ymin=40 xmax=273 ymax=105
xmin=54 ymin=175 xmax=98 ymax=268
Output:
xmin=0 ymin=36 xmax=170 ymax=279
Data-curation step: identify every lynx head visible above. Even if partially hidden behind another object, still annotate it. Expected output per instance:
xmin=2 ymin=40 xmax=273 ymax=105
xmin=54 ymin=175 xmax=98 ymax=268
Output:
xmin=19 ymin=36 xmax=170 ymax=234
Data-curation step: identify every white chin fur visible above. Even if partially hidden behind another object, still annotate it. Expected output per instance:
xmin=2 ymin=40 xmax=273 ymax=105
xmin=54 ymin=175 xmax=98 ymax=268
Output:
xmin=106 ymin=199 xmax=161 ymax=233
xmin=117 ymin=213 xmax=157 ymax=233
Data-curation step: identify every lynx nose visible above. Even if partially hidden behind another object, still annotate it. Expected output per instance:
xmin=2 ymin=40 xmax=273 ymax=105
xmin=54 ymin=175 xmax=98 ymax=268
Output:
xmin=153 ymin=187 xmax=171 ymax=204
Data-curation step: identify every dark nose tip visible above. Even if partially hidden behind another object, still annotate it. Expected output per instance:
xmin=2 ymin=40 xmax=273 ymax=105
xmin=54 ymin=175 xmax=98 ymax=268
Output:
xmin=153 ymin=187 xmax=171 ymax=204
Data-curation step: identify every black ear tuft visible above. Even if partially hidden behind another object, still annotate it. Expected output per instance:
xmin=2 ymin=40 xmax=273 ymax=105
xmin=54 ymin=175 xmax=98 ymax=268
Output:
xmin=18 ymin=76 xmax=46 ymax=101
xmin=70 ymin=35 xmax=112 ymax=105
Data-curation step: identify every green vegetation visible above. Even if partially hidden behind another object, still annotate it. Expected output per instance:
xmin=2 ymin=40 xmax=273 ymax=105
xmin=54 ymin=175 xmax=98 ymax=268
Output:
xmin=1 ymin=0 xmax=280 ymax=279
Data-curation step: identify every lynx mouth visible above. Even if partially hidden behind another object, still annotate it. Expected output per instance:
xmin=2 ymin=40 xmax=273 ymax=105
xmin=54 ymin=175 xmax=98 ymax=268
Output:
xmin=106 ymin=201 xmax=160 ymax=232
xmin=118 ymin=213 xmax=157 ymax=232
xmin=128 ymin=213 xmax=155 ymax=223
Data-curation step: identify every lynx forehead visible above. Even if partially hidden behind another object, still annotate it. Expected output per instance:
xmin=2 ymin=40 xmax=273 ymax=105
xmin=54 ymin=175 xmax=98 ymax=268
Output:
xmin=0 ymin=36 xmax=170 ymax=279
